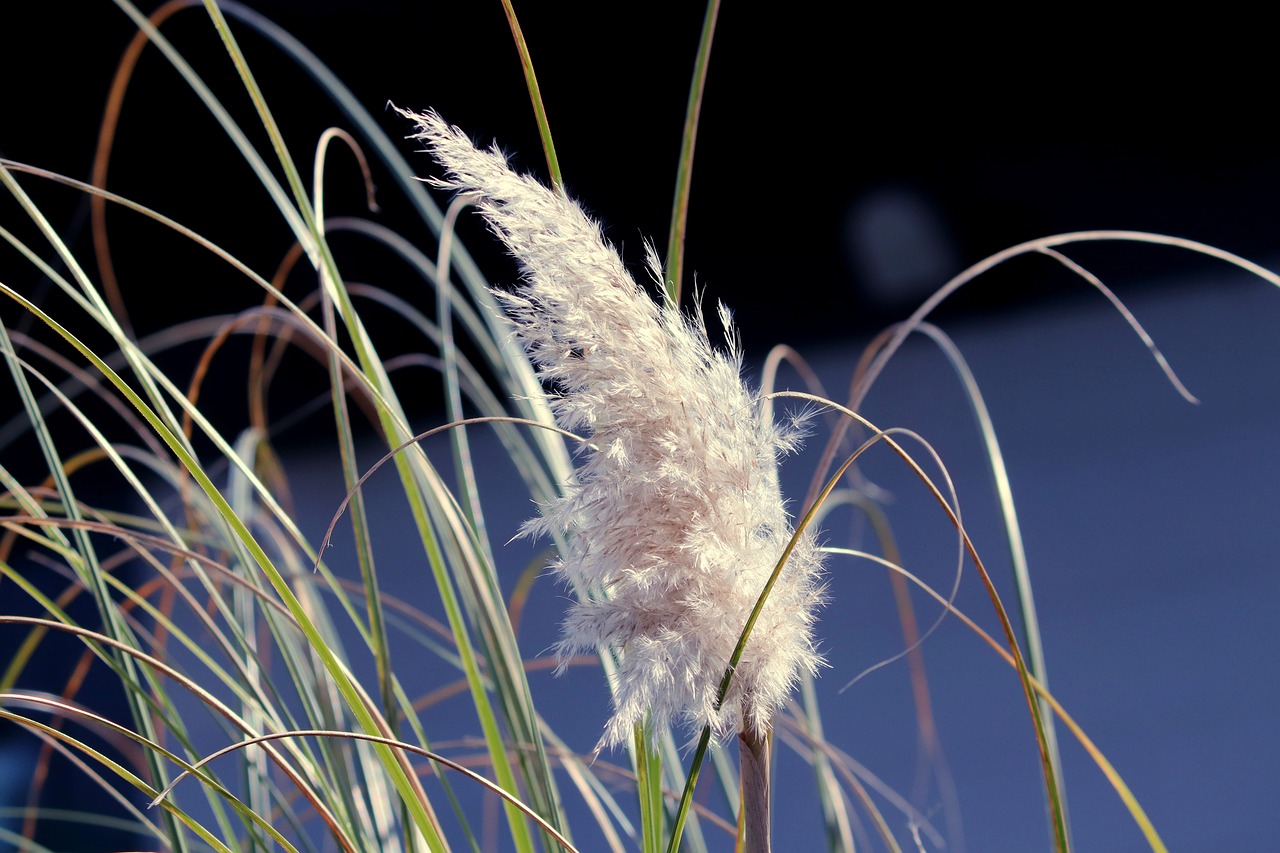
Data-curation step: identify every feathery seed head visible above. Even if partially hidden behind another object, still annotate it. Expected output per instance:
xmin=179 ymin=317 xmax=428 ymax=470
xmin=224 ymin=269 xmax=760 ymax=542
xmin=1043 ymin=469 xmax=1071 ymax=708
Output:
xmin=401 ymin=108 xmax=826 ymax=748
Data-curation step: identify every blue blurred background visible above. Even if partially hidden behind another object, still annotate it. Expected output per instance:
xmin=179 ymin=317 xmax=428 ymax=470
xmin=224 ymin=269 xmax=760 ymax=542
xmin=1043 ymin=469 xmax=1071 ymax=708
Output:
xmin=2 ymin=2 xmax=1277 ymax=850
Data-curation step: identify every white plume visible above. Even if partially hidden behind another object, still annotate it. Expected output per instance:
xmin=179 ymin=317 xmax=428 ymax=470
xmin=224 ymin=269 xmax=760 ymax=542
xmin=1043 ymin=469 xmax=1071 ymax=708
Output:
xmin=401 ymin=108 xmax=826 ymax=748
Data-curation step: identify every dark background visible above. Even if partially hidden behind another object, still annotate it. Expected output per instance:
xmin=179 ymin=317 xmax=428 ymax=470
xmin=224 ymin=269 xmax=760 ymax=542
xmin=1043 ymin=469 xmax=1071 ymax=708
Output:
xmin=3 ymin=3 xmax=1278 ymax=851
xmin=6 ymin=3 xmax=1279 ymax=352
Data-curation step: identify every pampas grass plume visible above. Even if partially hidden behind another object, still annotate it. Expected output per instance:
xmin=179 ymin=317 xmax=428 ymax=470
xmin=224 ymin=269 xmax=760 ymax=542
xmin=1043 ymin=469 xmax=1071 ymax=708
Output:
xmin=401 ymin=108 xmax=825 ymax=749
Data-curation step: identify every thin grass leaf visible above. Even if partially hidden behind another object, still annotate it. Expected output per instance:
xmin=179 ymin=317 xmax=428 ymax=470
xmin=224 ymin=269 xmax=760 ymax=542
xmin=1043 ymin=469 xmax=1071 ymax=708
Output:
xmin=663 ymin=0 xmax=720 ymax=307
xmin=500 ymin=0 xmax=562 ymax=191
xmin=633 ymin=721 xmax=664 ymax=853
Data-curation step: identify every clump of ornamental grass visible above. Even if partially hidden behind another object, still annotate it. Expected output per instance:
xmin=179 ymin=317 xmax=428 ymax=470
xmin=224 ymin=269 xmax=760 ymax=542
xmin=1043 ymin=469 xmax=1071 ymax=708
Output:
xmin=7 ymin=4 xmax=1280 ymax=853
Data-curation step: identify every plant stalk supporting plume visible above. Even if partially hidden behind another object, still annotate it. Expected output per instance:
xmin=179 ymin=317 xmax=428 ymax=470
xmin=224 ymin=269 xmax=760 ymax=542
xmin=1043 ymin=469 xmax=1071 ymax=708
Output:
xmin=738 ymin=727 xmax=771 ymax=853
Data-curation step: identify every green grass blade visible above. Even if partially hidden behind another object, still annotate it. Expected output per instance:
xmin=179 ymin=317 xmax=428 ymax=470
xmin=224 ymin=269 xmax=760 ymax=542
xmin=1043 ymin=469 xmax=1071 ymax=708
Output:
xmin=500 ymin=0 xmax=562 ymax=190
xmin=633 ymin=721 xmax=664 ymax=853
xmin=662 ymin=0 xmax=720 ymax=307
